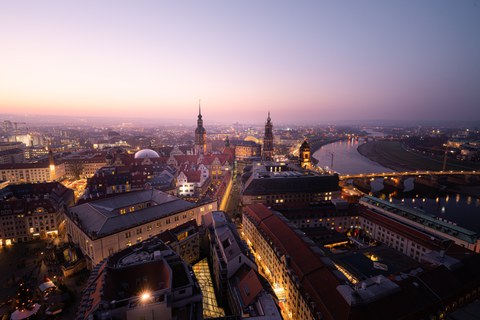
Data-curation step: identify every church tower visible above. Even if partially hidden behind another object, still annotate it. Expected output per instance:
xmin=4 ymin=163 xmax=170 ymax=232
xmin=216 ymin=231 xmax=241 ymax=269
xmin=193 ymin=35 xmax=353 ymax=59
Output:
xmin=262 ymin=112 xmax=274 ymax=161
xmin=299 ymin=139 xmax=311 ymax=169
xmin=194 ymin=101 xmax=207 ymax=155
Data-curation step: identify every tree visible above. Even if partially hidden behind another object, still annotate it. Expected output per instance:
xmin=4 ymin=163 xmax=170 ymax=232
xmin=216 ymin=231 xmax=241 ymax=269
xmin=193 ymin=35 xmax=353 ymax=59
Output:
xmin=70 ymin=162 xmax=84 ymax=180
xmin=15 ymin=282 xmax=34 ymax=311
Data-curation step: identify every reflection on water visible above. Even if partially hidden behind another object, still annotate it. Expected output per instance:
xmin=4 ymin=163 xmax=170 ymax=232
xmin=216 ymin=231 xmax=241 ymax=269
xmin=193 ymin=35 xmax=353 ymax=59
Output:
xmin=313 ymin=139 xmax=394 ymax=175
xmin=388 ymin=193 xmax=480 ymax=233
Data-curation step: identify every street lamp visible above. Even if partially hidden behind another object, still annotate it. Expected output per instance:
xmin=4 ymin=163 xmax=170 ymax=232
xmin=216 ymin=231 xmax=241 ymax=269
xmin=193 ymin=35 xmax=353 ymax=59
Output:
xmin=110 ymin=291 xmax=152 ymax=308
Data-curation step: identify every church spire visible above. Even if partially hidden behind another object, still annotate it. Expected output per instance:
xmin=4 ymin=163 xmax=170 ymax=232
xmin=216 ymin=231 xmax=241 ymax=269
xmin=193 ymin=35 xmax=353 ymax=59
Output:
xmin=195 ymin=100 xmax=206 ymax=155
xmin=198 ymin=99 xmax=202 ymax=118
xmin=225 ymin=136 xmax=230 ymax=147
xmin=262 ymin=111 xmax=274 ymax=161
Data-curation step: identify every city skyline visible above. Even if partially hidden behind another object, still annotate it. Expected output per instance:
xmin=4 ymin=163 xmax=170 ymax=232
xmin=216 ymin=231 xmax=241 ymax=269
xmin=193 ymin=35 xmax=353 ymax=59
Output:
xmin=1 ymin=1 xmax=480 ymax=123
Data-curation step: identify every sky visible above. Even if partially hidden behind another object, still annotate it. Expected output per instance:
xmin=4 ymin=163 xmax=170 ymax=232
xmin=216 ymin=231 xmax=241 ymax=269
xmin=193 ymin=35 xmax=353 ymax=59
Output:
xmin=1 ymin=1 xmax=479 ymax=124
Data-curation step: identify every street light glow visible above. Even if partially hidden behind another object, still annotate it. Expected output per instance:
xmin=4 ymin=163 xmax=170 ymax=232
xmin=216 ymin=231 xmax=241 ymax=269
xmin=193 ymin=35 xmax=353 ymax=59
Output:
xmin=140 ymin=292 xmax=151 ymax=302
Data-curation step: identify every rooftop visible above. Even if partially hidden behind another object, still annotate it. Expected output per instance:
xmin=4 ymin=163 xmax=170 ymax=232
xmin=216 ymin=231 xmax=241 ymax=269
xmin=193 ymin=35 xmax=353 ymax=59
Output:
xmin=134 ymin=148 xmax=160 ymax=159
xmin=244 ymin=204 xmax=350 ymax=320
xmin=76 ymin=237 xmax=199 ymax=320
xmin=245 ymin=204 xmax=480 ymax=320
xmin=68 ymin=189 xmax=198 ymax=239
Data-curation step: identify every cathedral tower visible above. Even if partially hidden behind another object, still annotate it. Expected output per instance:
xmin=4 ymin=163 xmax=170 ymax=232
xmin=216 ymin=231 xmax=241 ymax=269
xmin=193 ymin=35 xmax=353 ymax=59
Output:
xmin=194 ymin=101 xmax=207 ymax=155
xmin=262 ymin=112 xmax=274 ymax=161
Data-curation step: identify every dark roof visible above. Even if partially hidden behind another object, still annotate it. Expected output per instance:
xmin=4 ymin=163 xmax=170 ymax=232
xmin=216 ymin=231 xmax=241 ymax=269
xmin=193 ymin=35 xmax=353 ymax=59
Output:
xmin=0 ymin=161 xmax=49 ymax=169
xmin=300 ymin=140 xmax=310 ymax=149
xmin=243 ymin=174 xmax=340 ymax=195
xmin=68 ymin=189 xmax=202 ymax=239
xmin=0 ymin=182 xmax=74 ymax=214
xmin=158 ymin=220 xmax=198 ymax=245
xmin=0 ymin=148 xmax=24 ymax=156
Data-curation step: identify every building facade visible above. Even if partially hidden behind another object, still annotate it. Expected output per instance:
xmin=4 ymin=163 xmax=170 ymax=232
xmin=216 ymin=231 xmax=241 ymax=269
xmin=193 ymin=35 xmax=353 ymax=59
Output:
xmin=0 ymin=161 xmax=65 ymax=184
xmin=359 ymin=196 xmax=480 ymax=257
xmin=242 ymin=204 xmax=350 ymax=320
xmin=242 ymin=163 xmax=341 ymax=206
xmin=158 ymin=220 xmax=200 ymax=265
xmin=233 ymin=140 xmax=262 ymax=161
xmin=0 ymin=182 xmax=74 ymax=246
xmin=66 ymin=189 xmax=217 ymax=267
xmin=62 ymin=152 xmax=108 ymax=179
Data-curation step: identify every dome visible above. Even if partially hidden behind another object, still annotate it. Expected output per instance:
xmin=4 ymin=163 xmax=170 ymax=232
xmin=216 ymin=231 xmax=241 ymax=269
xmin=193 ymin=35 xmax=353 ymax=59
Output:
xmin=134 ymin=149 xmax=160 ymax=159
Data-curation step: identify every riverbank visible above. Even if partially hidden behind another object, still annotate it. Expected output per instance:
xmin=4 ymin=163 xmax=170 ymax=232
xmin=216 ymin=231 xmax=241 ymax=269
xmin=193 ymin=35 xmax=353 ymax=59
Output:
xmin=357 ymin=141 xmax=480 ymax=172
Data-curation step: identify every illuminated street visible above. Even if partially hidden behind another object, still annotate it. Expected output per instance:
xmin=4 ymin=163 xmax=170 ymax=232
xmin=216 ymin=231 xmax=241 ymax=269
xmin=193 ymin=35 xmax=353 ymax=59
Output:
xmin=61 ymin=179 xmax=87 ymax=201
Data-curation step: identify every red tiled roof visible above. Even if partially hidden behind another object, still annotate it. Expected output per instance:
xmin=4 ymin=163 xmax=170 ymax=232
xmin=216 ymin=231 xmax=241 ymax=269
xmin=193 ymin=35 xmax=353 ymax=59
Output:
xmin=184 ymin=171 xmax=201 ymax=182
xmin=174 ymin=155 xmax=199 ymax=165
xmin=81 ymin=260 xmax=108 ymax=319
xmin=244 ymin=204 xmax=350 ymax=320
xmin=237 ymin=268 xmax=263 ymax=307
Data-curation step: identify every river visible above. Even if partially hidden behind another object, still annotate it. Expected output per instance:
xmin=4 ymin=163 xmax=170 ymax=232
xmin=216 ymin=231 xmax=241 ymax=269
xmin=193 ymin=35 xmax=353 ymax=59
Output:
xmin=312 ymin=138 xmax=393 ymax=175
xmin=313 ymin=137 xmax=480 ymax=233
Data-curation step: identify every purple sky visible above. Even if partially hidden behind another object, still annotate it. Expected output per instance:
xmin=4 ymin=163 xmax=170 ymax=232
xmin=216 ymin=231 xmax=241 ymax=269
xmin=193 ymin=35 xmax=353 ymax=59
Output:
xmin=1 ymin=1 xmax=479 ymax=123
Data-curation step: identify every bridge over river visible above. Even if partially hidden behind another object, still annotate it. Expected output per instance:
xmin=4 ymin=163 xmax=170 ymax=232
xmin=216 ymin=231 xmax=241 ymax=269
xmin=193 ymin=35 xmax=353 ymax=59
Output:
xmin=340 ymin=170 xmax=480 ymax=180
xmin=340 ymin=171 xmax=480 ymax=193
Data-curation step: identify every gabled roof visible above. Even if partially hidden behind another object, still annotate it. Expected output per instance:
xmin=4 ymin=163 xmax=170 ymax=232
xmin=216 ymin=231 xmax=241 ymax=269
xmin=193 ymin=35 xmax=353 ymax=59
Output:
xmin=237 ymin=268 xmax=263 ymax=307
xmin=184 ymin=171 xmax=201 ymax=183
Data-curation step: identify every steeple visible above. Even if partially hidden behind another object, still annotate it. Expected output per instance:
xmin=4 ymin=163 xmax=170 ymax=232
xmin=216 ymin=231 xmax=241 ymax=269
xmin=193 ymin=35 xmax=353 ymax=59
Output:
xmin=195 ymin=101 xmax=207 ymax=155
xmin=225 ymin=136 xmax=230 ymax=148
xmin=262 ymin=111 xmax=274 ymax=161
xmin=198 ymin=99 xmax=202 ymax=119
